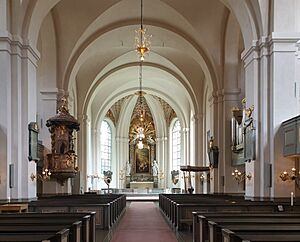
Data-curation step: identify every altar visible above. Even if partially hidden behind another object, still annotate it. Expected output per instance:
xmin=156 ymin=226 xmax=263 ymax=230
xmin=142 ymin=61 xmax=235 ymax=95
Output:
xmin=130 ymin=181 xmax=154 ymax=189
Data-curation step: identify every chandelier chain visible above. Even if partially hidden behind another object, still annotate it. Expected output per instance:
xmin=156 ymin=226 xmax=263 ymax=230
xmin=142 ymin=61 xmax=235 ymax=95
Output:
xmin=139 ymin=60 xmax=143 ymax=106
xmin=140 ymin=0 xmax=143 ymax=30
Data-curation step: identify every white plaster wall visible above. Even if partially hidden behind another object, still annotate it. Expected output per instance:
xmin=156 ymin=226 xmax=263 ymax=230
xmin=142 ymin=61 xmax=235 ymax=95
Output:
xmin=0 ymin=34 xmax=11 ymax=200
xmin=272 ymin=0 xmax=299 ymax=32
xmin=37 ymin=13 xmax=58 ymax=150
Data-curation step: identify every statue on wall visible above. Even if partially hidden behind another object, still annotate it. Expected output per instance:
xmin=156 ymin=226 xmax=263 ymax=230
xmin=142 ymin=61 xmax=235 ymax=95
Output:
xmin=242 ymin=99 xmax=255 ymax=162
xmin=152 ymin=160 xmax=159 ymax=176
xmin=208 ymin=137 xmax=219 ymax=168
xmin=126 ymin=161 xmax=131 ymax=176
xmin=171 ymin=170 xmax=179 ymax=185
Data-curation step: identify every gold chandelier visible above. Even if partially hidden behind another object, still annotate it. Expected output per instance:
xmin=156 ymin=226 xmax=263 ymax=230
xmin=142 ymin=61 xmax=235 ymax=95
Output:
xmin=134 ymin=0 xmax=151 ymax=149
xmin=135 ymin=0 xmax=151 ymax=61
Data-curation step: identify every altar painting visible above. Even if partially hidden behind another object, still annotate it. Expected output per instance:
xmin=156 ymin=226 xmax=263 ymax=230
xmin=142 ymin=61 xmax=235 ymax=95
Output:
xmin=135 ymin=147 xmax=150 ymax=173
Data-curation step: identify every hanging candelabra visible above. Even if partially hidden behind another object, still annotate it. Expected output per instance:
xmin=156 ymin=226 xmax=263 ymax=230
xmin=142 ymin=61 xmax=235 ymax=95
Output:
xmin=135 ymin=0 xmax=151 ymax=61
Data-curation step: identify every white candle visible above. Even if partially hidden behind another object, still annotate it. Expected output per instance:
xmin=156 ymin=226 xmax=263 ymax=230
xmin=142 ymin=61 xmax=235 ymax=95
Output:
xmin=291 ymin=192 xmax=294 ymax=206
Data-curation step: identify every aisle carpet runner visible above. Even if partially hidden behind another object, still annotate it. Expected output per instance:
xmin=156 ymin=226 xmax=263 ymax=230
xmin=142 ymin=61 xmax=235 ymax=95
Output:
xmin=110 ymin=202 xmax=178 ymax=242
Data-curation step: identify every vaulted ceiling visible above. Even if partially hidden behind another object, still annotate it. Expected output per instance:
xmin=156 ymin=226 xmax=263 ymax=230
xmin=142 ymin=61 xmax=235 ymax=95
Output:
xmin=33 ymin=0 xmax=247 ymax=127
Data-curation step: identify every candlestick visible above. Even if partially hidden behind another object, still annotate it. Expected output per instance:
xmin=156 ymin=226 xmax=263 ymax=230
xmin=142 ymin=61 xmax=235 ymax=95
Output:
xmin=291 ymin=192 xmax=294 ymax=206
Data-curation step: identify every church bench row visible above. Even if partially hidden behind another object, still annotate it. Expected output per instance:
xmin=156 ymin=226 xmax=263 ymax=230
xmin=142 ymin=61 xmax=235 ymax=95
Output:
xmin=176 ymin=203 xmax=293 ymax=230
xmin=0 ymin=223 xmax=80 ymax=242
xmin=0 ymin=228 xmax=69 ymax=242
xmin=0 ymin=212 xmax=95 ymax=242
xmin=159 ymin=193 xmax=246 ymax=227
xmin=29 ymin=194 xmax=126 ymax=229
xmin=193 ymin=212 xmax=300 ymax=242
xmin=193 ymin=213 xmax=300 ymax=242
xmin=222 ymin=228 xmax=300 ymax=242
xmin=207 ymin=218 xmax=300 ymax=242
xmin=159 ymin=193 xmax=270 ymax=222
xmin=159 ymin=194 xmax=299 ymax=230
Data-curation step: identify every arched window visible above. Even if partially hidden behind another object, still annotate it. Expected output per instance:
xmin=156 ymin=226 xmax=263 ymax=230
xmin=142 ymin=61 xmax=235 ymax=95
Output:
xmin=100 ymin=120 xmax=112 ymax=172
xmin=172 ymin=119 xmax=181 ymax=170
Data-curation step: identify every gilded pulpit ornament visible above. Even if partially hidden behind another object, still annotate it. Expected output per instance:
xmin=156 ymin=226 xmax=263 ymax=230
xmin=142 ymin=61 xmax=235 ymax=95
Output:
xmin=46 ymin=96 xmax=80 ymax=185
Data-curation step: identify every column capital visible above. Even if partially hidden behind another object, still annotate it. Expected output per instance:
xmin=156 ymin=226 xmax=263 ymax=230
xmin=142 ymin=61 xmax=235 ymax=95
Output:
xmin=78 ymin=114 xmax=89 ymax=123
xmin=217 ymin=88 xmax=241 ymax=102
xmin=40 ymin=88 xmax=59 ymax=101
xmin=116 ymin=137 xmax=129 ymax=142
xmin=156 ymin=136 xmax=168 ymax=142
xmin=208 ymin=92 xmax=218 ymax=105
xmin=242 ymin=34 xmax=300 ymax=67
xmin=182 ymin=127 xmax=190 ymax=133
xmin=296 ymin=40 xmax=300 ymax=59
xmin=192 ymin=114 xmax=199 ymax=122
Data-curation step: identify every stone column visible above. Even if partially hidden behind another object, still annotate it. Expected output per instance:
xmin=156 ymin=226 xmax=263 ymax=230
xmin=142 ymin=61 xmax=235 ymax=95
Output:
xmin=242 ymin=34 xmax=300 ymax=199
xmin=76 ymin=114 xmax=88 ymax=193
xmin=0 ymin=12 xmax=11 ymax=200
xmin=160 ymin=136 xmax=168 ymax=189
xmin=156 ymin=137 xmax=166 ymax=188
xmin=221 ymin=89 xmax=242 ymax=193
xmin=115 ymin=136 xmax=128 ymax=188
xmin=208 ymin=93 xmax=219 ymax=193
xmin=0 ymin=32 xmax=40 ymax=200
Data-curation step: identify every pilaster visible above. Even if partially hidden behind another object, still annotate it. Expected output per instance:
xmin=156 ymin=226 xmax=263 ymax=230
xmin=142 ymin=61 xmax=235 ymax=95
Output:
xmin=76 ymin=114 xmax=89 ymax=192
xmin=242 ymin=33 xmax=300 ymax=198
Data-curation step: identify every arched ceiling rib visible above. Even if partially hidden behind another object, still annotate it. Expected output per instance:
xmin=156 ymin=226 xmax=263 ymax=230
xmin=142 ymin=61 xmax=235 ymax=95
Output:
xmin=24 ymin=0 xmax=264 ymax=131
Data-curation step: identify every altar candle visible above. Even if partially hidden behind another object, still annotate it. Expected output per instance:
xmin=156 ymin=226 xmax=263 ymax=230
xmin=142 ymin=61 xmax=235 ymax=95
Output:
xmin=291 ymin=192 xmax=294 ymax=206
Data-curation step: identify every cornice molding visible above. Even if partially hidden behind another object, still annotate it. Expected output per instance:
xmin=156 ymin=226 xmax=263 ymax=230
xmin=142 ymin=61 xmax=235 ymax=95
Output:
xmin=0 ymin=34 xmax=40 ymax=66
xmin=242 ymin=33 xmax=300 ymax=67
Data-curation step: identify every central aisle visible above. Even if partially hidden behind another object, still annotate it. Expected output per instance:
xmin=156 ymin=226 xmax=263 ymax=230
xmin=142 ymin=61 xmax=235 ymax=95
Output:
xmin=110 ymin=202 xmax=178 ymax=242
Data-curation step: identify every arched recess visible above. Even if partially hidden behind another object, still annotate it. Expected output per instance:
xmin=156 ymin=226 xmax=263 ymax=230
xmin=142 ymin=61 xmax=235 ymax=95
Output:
xmin=82 ymin=63 xmax=197 ymax=124
xmin=220 ymin=0 xmax=262 ymax=48
xmin=23 ymin=0 xmax=61 ymax=48
xmin=83 ymin=60 xmax=192 ymax=188
xmin=90 ymin=118 xmax=116 ymax=190
xmin=220 ymin=12 xmax=246 ymax=193
xmin=36 ymin=12 xmax=58 ymax=149
xmin=64 ymin=22 xmax=217 ymax=92
xmin=24 ymin=0 xmax=262 ymax=71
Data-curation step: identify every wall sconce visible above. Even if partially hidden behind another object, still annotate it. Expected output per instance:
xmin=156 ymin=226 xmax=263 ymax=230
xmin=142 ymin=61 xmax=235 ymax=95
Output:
xmin=231 ymin=168 xmax=252 ymax=184
xmin=30 ymin=168 xmax=51 ymax=182
xmin=200 ymin=173 xmax=206 ymax=182
xmin=280 ymin=167 xmax=299 ymax=182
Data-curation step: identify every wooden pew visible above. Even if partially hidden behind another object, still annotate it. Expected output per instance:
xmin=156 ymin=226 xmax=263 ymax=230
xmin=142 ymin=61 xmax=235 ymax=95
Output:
xmin=194 ymin=212 xmax=300 ymax=242
xmin=0 ymin=222 xmax=81 ymax=242
xmin=176 ymin=202 xmax=291 ymax=230
xmin=162 ymin=194 xmax=299 ymax=230
xmin=0 ymin=212 xmax=94 ymax=242
xmin=222 ymin=228 xmax=300 ymax=242
xmin=29 ymin=194 xmax=126 ymax=229
xmin=208 ymin=219 xmax=300 ymax=242
xmin=0 ymin=228 xmax=70 ymax=242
